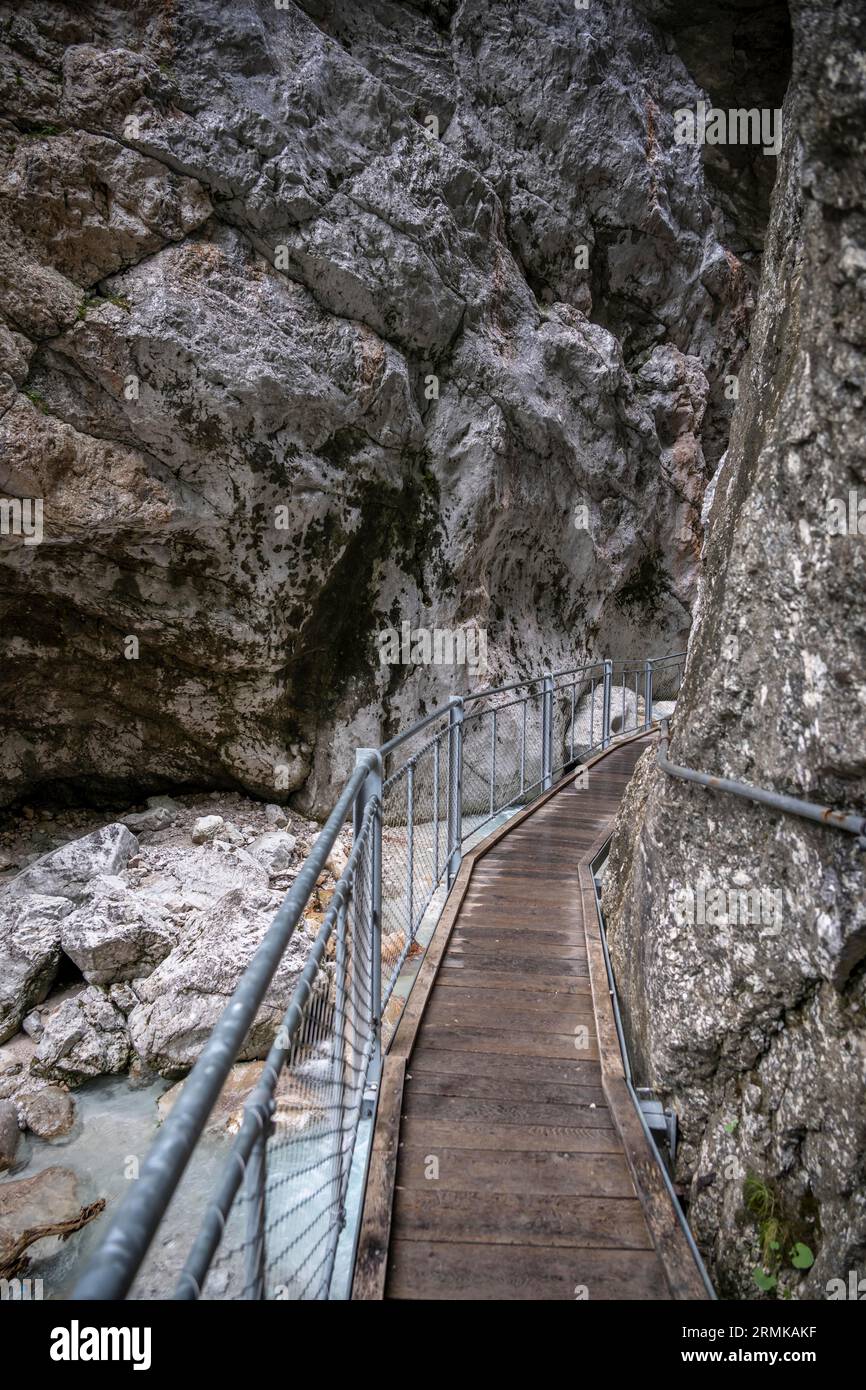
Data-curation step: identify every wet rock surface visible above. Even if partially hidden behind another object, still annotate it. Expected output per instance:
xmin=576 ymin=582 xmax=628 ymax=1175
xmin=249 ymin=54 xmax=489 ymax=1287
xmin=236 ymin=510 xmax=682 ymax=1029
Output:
xmin=604 ymin=0 xmax=866 ymax=1300
xmin=0 ymin=0 xmax=762 ymax=816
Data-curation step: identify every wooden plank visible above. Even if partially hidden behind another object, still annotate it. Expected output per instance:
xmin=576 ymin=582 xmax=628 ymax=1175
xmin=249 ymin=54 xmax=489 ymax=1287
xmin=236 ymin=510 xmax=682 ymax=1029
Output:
xmin=394 ymin=1145 xmax=636 ymax=1197
xmin=406 ymin=1047 xmax=603 ymax=1088
xmin=401 ymin=1085 xmax=616 ymax=1130
xmin=413 ymin=1024 xmax=600 ymax=1062
xmin=429 ymin=983 xmax=597 ymax=1015
xmin=386 ymin=1240 xmax=669 ymax=1300
xmin=429 ymin=967 xmax=593 ymax=994
xmin=391 ymin=1189 xmax=655 ymax=1249
xmin=351 ymin=1054 xmax=406 ymax=1301
xmin=439 ymin=952 xmax=590 ymax=977
xmin=422 ymin=995 xmax=597 ymax=1033
xmin=404 ymin=1073 xmax=608 ymax=1113
xmin=399 ymin=1117 xmax=623 ymax=1154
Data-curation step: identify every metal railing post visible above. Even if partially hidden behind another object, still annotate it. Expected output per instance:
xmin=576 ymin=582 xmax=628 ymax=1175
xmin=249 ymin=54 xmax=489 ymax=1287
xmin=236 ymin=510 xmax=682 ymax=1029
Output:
xmin=406 ymin=760 xmax=415 ymax=938
xmin=644 ymin=659 xmax=653 ymax=731
xmin=354 ymin=750 xmax=383 ymax=1094
xmin=602 ymin=658 xmax=613 ymax=749
xmin=447 ymin=696 xmax=464 ymax=888
xmin=244 ymin=1122 xmax=268 ymax=1299
xmin=542 ymin=674 xmax=554 ymax=790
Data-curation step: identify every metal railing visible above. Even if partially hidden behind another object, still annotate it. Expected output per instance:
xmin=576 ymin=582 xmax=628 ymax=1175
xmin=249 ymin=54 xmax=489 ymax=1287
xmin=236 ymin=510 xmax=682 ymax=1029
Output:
xmin=73 ymin=652 xmax=683 ymax=1302
xmin=658 ymin=721 xmax=866 ymax=844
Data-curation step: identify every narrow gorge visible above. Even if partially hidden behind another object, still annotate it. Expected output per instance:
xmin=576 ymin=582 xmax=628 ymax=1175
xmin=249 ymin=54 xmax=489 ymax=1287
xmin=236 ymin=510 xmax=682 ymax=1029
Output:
xmin=0 ymin=0 xmax=863 ymax=1321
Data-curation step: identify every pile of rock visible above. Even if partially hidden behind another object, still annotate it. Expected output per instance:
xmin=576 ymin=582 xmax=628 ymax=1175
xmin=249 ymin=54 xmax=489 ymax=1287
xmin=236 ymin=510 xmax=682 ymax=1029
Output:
xmin=0 ymin=793 xmax=351 ymax=1174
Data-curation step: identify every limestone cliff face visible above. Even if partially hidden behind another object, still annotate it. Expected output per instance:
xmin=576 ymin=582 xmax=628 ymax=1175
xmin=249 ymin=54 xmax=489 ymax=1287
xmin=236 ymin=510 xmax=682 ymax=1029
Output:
xmin=0 ymin=0 xmax=756 ymax=813
xmin=604 ymin=0 xmax=866 ymax=1299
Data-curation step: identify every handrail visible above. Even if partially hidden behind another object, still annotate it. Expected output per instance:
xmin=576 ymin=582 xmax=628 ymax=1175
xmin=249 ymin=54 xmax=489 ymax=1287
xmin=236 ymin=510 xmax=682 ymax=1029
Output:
xmin=73 ymin=750 xmax=381 ymax=1301
xmin=74 ymin=652 xmax=685 ymax=1302
xmin=589 ymin=838 xmax=717 ymax=1300
xmin=658 ymin=721 xmax=866 ymax=842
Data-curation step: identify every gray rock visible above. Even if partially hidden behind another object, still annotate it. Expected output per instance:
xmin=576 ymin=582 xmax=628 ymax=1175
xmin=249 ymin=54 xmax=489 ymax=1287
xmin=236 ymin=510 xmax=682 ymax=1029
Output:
xmin=265 ymin=805 xmax=289 ymax=829
xmin=603 ymin=0 xmax=866 ymax=1300
xmin=128 ymin=886 xmax=308 ymax=1078
xmin=0 ymin=1165 xmax=84 ymax=1254
xmin=59 ymin=875 xmax=177 ymax=985
xmin=19 ymin=1083 xmax=76 ymax=1139
xmin=0 ymin=1098 xmax=20 ymax=1173
xmin=248 ymin=831 xmax=297 ymax=877
xmin=191 ymin=815 xmax=224 ymax=845
xmin=0 ymin=0 xmax=753 ymax=816
xmin=120 ymin=806 xmax=176 ymax=834
xmin=2 ymin=824 xmax=139 ymax=904
xmin=214 ymin=821 xmax=245 ymax=849
xmin=137 ymin=842 xmax=268 ymax=915
xmin=32 ymin=986 xmax=130 ymax=1086
xmin=0 ymin=1032 xmax=38 ymax=1102
xmin=0 ymin=894 xmax=71 ymax=1044
xmin=572 ymin=685 xmax=639 ymax=751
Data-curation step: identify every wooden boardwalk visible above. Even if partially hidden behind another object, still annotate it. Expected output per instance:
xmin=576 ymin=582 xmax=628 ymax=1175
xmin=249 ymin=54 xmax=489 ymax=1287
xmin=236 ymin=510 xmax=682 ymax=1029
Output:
xmin=353 ymin=733 xmax=709 ymax=1301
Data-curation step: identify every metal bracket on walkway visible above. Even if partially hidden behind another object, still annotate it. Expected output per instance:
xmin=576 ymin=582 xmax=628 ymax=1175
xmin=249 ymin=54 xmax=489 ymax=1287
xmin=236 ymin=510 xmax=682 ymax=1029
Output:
xmin=636 ymin=1091 xmax=678 ymax=1166
xmin=361 ymin=1081 xmax=379 ymax=1121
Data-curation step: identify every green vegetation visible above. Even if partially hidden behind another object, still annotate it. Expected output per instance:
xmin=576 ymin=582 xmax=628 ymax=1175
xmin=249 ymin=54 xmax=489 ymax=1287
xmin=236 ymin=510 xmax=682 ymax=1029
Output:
xmin=22 ymin=388 xmax=48 ymax=413
xmin=77 ymin=292 xmax=132 ymax=320
xmin=743 ymin=1173 xmax=816 ymax=1296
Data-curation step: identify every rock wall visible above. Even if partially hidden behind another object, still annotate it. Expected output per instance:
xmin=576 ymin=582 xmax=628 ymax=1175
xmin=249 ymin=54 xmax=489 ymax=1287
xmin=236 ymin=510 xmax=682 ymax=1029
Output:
xmin=0 ymin=0 xmax=757 ymax=814
xmin=604 ymin=0 xmax=866 ymax=1299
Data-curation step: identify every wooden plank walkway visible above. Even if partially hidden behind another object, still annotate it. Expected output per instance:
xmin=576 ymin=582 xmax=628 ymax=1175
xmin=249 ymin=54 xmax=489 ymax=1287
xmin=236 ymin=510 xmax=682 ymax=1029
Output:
xmin=353 ymin=733 xmax=709 ymax=1301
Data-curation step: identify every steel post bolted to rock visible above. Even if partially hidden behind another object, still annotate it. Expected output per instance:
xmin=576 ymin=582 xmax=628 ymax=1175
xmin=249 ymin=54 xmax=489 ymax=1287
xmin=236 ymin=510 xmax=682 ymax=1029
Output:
xmin=446 ymin=696 xmax=464 ymax=889
xmin=602 ymin=658 xmax=613 ymax=749
xmin=354 ymin=750 xmax=383 ymax=1092
xmin=644 ymin=659 xmax=653 ymax=731
xmin=542 ymin=674 xmax=554 ymax=790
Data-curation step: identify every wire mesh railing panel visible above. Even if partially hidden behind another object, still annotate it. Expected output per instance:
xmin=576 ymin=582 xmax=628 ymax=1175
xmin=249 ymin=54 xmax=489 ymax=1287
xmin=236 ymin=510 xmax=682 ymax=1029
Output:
xmin=74 ymin=652 xmax=685 ymax=1304
xmin=261 ymin=811 xmax=376 ymax=1300
xmin=649 ymin=653 xmax=685 ymax=707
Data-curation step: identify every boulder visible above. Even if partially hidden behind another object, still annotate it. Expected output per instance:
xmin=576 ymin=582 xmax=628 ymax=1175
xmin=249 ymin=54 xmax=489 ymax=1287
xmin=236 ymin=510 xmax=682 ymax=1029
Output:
xmin=214 ymin=821 xmax=245 ymax=849
xmin=0 ymin=1165 xmax=82 ymax=1232
xmin=0 ymin=1099 xmax=20 ymax=1172
xmin=31 ymin=986 xmax=130 ymax=1086
xmin=191 ymin=815 xmax=224 ymax=845
xmin=120 ymin=806 xmax=176 ymax=834
xmin=0 ymin=894 xmax=71 ymax=1043
xmin=128 ymin=886 xmax=308 ymax=1077
xmin=0 ymin=1165 xmax=86 ymax=1267
xmin=650 ymin=699 xmax=676 ymax=723
xmin=571 ymin=684 xmax=639 ymax=751
xmin=19 ymin=1083 xmax=76 ymax=1139
xmin=158 ymin=1057 xmax=325 ymax=1137
xmin=248 ymin=831 xmax=297 ymax=877
xmin=0 ymin=1032 xmax=37 ymax=1102
xmin=2 ymin=824 xmax=138 ymax=904
xmin=60 ymin=875 xmax=176 ymax=984
xmin=312 ymin=833 xmax=349 ymax=881
xmin=136 ymin=842 xmax=269 ymax=915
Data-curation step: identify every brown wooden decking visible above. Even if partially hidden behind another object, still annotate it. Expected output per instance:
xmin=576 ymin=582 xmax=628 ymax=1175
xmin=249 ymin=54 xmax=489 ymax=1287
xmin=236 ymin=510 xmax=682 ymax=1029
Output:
xmin=353 ymin=733 xmax=709 ymax=1302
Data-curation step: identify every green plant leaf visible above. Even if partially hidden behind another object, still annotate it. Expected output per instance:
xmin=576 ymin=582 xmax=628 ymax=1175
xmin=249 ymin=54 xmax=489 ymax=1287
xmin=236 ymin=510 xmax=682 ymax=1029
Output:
xmin=752 ymin=1268 xmax=778 ymax=1292
xmin=790 ymin=1243 xmax=814 ymax=1270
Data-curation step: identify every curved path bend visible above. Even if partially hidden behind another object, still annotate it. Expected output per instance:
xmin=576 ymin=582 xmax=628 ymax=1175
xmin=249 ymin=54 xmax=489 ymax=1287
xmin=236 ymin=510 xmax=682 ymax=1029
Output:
xmin=352 ymin=732 xmax=709 ymax=1301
